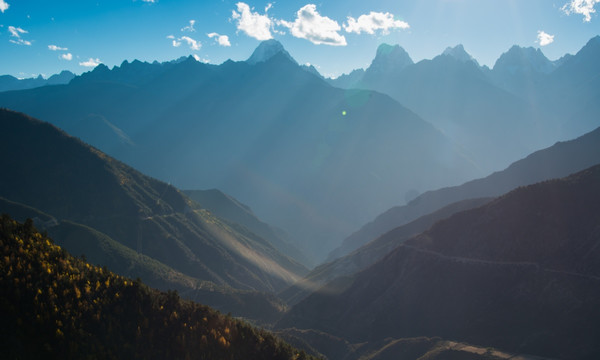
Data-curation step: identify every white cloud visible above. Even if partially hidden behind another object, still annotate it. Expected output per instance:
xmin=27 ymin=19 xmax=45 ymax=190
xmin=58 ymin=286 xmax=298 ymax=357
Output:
xmin=8 ymin=26 xmax=31 ymax=46
xmin=0 ymin=0 xmax=9 ymax=13
xmin=344 ymin=11 xmax=409 ymax=35
xmin=181 ymin=20 xmax=196 ymax=32
xmin=8 ymin=25 xmax=26 ymax=37
xmin=562 ymin=0 xmax=600 ymax=22
xmin=180 ymin=36 xmax=201 ymax=50
xmin=280 ymin=4 xmax=346 ymax=46
xmin=48 ymin=44 xmax=68 ymax=51
xmin=142 ymin=0 xmax=156 ymax=3
xmin=60 ymin=53 xmax=73 ymax=61
xmin=208 ymin=32 xmax=231 ymax=47
xmin=537 ymin=31 xmax=555 ymax=46
xmin=168 ymin=34 xmax=201 ymax=50
xmin=79 ymin=58 xmax=102 ymax=67
xmin=231 ymin=2 xmax=273 ymax=40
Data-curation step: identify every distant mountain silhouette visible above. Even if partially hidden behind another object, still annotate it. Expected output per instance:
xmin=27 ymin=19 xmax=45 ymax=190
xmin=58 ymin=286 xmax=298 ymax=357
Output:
xmin=329 ymin=44 xmax=413 ymax=89
xmin=330 ymin=43 xmax=543 ymax=172
xmin=278 ymin=165 xmax=600 ymax=359
xmin=246 ymin=39 xmax=296 ymax=65
xmin=327 ymin=37 xmax=600 ymax=174
xmin=0 ymin=109 xmax=308 ymax=321
xmin=0 ymin=42 xmax=479 ymax=262
xmin=0 ymin=70 xmax=75 ymax=92
xmin=329 ymin=124 xmax=600 ymax=260
xmin=442 ymin=44 xmax=479 ymax=65
xmin=487 ymin=45 xmax=557 ymax=97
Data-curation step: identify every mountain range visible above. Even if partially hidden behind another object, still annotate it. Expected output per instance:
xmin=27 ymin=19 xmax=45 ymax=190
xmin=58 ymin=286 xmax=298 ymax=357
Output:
xmin=0 ymin=41 xmax=480 ymax=261
xmin=0 ymin=70 xmax=75 ymax=92
xmin=329 ymin=36 xmax=600 ymax=174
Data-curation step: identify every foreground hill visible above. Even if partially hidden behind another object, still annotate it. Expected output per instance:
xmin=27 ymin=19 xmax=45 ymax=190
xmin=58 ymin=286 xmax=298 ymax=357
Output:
xmin=0 ymin=215 xmax=313 ymax=359
xmin=0 ymin=196 xmax=287 ymax=323
xmin=278 ymin=165 xmax=600 ymax=359
xmin=329 ymin=124 xmax=600 ymax=260
xmin=0 ymin=109 xmax=306 ymax=321
xmin=0 ymin=41 xmax=480 ymax=260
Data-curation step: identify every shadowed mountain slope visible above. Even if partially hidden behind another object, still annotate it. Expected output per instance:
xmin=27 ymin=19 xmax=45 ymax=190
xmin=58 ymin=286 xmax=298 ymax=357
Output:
xmin=329 ymin=124 xmax=600 ymax=260
xmin=278 ymin=165 xmax=600 ymax=359
xmin=0 ymin=109 xmax=308 ymax=321
xmin=281 ymin=197 xmax=492 ymax=306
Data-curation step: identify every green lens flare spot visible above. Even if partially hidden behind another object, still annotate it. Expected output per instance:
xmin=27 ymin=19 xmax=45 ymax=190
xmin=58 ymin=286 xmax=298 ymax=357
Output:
xmin=342 ymin=110 xmax=347 ymax=116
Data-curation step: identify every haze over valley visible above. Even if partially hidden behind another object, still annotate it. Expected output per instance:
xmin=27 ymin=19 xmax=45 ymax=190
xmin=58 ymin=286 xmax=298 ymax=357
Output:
xmin=2 ymin=1 xmax=600 ymax=359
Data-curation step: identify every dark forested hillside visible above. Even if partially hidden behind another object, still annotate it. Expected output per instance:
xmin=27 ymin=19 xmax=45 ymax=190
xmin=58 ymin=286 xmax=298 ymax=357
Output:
xmin=0 ymin=215 xmax=313 ymax=360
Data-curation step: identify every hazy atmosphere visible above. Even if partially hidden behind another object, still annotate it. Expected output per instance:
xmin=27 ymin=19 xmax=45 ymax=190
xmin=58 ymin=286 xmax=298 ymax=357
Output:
xmin=2 ymin=1 xmax=600 ymax=359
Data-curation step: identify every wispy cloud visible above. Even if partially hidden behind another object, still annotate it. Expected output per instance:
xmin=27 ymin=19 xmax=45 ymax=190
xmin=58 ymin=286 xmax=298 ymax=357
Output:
xmin=142 ymin=0 xmax=156 ymax=3
xmin=79 ymin=58 xmax=101 ymax=67
xmin=562 ymin=0 xmax=600 ymax=22
xmin=344 ymin=11 xmax=409 ymax=35
xmin=0 ymin=0 xmax=9 ymax=13
xmin=48 ymin=44 xmax=68 ymax=51
xmin=279 ymin=4 xmax=346 ymax=46
xmin=231 ymin=2 xmax=273 ymax=40
xmin=208 ymin=32 xmax=231 ymax=47
xmin=537 ymin=31 xmax=554 ymax=46
xmin=8 ymin=26 xmax=31 ymax=46
xmin=167 ymin=34 xmax=201 ymax=50
xmin=60 ymin=53 xmax=73 ymax=61
xmin=181 ymin=20 xmax=196 ymax=32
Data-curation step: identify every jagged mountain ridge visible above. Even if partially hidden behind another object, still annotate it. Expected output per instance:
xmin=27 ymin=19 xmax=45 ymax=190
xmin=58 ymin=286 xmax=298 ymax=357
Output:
xmin=0 ymin=70 xmax=75 ymax=92
xmin=0 ymin=42 xmax=480 ymax=262
xmin=327 ymin=36 xmax=600 ymax=175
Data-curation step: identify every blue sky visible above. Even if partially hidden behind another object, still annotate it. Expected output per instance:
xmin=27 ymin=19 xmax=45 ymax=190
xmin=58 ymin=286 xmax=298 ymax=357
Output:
xmin=1 ymin=0 xmax=599 ymax=79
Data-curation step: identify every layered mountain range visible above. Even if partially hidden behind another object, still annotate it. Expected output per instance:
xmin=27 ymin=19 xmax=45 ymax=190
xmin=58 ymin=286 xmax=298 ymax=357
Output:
xmin=0 ymin=41 xmax=480 ymax=261
xmin=2 ymin=35 xmax=600 ymax=359
xmin=330 ymin=36 xmax=600 ymax=173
